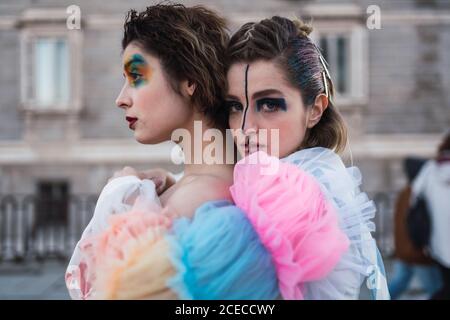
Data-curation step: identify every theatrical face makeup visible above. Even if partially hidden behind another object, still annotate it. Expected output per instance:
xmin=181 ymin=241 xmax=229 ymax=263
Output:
xmin=124 ymin=53 xmax=151 ymax=88
xmin=116 ymin=43 xmax=194 ymax=144
xmin=226 ymin=60 xmax=314 ymax=158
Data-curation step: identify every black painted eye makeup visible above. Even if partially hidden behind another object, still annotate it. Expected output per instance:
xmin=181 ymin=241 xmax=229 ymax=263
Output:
xmin=241 ymin=64 xmax=250 ymax=130
xmin=256 ymin=98 xmax=287 ymax=112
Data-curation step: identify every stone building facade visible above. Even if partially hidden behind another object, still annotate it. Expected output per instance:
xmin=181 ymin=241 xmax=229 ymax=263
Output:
xmin=0 ymin=0 xmax=449 ymax=241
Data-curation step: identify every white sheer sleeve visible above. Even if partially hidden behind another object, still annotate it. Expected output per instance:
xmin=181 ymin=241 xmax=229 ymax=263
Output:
xmin=65 ymin=176 xmax=161 ymax=299
xmin=283 ymin=147 xmax=390 ymax=300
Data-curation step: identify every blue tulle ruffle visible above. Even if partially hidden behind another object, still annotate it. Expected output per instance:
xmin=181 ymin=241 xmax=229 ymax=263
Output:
xmin=166 ymin=200 xmax=280 ymax=300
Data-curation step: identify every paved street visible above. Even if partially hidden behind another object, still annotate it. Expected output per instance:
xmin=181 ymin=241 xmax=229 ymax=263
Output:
xmin=0 ymin=260 xmax=70 ymax=300
xmin=0 ymin=258 xmax=430 ymax=300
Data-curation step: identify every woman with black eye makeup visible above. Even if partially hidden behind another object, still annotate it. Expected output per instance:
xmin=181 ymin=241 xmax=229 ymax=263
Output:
xmin=225 ymin=16 xmax=390 ymax=300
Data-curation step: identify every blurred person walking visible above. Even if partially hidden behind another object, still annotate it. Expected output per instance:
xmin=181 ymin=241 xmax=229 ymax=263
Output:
xmin=412 ymin=131 xmax=450 ymax=300
xmin=388 ymin=158 xmax=442 ymax=299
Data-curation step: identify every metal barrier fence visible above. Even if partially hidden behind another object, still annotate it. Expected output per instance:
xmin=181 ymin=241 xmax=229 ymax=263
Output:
xmin=0 ymin=192 xmax=397 ymax=263
xmin=0 ymin=194 xmax=98 ymax=262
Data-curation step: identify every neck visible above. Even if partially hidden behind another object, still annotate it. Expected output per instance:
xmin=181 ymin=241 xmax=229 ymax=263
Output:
xmin=178 ymin=114 xmax=234 ymax=178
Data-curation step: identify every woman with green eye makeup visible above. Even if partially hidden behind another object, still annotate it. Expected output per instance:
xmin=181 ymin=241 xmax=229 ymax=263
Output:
xmin=65 ymin=4 xmax=253 ymax=300
xmin=113 ymin=4 xmax=236 ymax=218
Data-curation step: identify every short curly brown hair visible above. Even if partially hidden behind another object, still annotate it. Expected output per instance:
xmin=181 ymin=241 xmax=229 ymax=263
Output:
xmin=122 ymin=3 xmax=230 ymax=129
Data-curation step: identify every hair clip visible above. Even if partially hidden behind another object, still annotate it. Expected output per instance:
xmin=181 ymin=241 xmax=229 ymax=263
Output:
xmin=318 ymin=54 xmax=331 ymax=80
xmin=314 ymin=44 xmax=331 ymax=98
xmin=322 ymin=71 xmax=329 ymax=99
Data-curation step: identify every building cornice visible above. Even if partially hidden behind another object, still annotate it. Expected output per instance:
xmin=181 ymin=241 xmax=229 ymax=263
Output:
xmin=0 ymin=140 xmax=177 ymax=165
xmin=0 ymin=134 xmax=443 ymax=165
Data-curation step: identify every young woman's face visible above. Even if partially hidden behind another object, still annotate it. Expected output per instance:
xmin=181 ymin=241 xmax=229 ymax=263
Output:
xmin=226 ymin=60 xmax=313 ymax=158
xmin=116 ymin=43 xmax=193 ymax=144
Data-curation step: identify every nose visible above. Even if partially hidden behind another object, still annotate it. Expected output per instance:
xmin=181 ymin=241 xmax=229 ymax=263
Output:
xmin=240 ymin=108 xmax=258 ymax=135
xmin=115 ymin=83 xmax=132 ymax=110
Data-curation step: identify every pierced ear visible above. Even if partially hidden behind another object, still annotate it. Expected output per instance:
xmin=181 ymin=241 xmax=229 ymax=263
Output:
xmin=181 ymin=79 xmax=197 ymax=97
xmin=307 ymin=94 xmax=329 ymax=129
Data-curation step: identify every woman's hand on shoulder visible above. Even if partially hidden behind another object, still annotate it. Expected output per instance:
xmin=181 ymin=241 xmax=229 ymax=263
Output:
xmin=138 ymin=168 xmax=176 ymax=195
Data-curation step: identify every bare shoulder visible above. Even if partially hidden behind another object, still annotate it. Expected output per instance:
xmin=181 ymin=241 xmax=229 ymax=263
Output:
xmin=163 ymin=175 xmax=233 ymax=219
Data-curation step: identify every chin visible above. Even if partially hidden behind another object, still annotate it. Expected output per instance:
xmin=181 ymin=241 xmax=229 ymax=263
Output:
xmin=135 ymin=132 xmax=169 ymax=145
xmin=134 ymin=132 xmax=152 ymax=144
xmin=263 ymin=147 xmax=286 ymax=159
xmin=136 ymin=137 xmax=158 ymax=144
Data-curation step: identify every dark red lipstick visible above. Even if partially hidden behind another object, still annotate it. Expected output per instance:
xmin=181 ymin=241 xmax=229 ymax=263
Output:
xmin=126 ymin=116 xmax=138 ymax=129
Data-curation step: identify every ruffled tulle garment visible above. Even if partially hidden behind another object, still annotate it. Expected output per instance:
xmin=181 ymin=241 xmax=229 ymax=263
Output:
xmin=282 ymin=147 xmax=390 ymax=300
xmin=65 ymin=147 xmax=384 ymax=300
xmin=166 ymin=200 xmax=280 ymax=300
xmin=81 ymin=210 xmax=177 ymax=300
xmin=65 ymin=177 xmax=280 ymax=300
xmin=230 ymin=151 xmax=349 ymax=300
xmin=65 ymin=176 xmax=162 ymax=299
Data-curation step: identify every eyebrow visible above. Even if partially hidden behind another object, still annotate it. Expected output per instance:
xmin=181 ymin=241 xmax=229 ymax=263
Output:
xmin=123 ymin=54 xmax=147 ymax=69
xmin=226 ymin=89 xmax=284 ymax=102
xmin=225 ymin=94 xmax=241 ymax=101
xmin=252 ymin=89 xmax=283 ymax=100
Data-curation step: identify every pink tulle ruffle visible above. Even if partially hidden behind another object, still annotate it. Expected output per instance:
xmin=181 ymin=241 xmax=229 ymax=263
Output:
xmin=230 ymin=151 xmax=350 ymax=300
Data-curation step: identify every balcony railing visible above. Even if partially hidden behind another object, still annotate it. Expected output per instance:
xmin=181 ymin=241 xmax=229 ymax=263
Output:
xmin=0 ymin=192 xmax=396 ymax=263
xmin=0 ymin=194 xmax=98 ymax=262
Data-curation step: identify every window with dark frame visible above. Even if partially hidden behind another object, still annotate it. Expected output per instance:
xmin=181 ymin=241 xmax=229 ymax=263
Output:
xmin=319 ymin=34 xmax=350 ymax=96
xmin=35 ymin=180 xmax=70 ymax=227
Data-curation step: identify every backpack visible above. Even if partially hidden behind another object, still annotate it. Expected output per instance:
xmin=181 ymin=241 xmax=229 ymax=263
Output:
xmin=406 ymin=195 xmax=431 ymax=250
